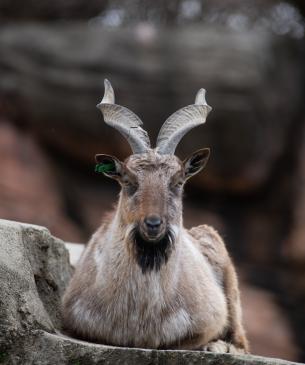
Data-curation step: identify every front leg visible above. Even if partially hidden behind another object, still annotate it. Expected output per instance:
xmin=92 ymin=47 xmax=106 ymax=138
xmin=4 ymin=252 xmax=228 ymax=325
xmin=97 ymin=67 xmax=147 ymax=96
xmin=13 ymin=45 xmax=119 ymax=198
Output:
xmin=189 ymin=225 xmax=249 ymax=353
xmin=202 ymin=339 xmax=246 ymax=354
xmin=199 ymin=262 xmax=249 ymax=355
xmin=221 ymin=260 xmax=249 ymax=353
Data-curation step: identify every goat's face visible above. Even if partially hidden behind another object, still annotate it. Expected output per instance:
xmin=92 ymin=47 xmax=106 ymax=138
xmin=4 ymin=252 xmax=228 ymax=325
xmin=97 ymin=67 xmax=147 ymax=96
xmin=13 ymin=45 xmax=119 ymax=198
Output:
xmin=96 ymin=149 xmax=210 ymax=243
xmin=95 ymin=80 xmax=212 ymax=271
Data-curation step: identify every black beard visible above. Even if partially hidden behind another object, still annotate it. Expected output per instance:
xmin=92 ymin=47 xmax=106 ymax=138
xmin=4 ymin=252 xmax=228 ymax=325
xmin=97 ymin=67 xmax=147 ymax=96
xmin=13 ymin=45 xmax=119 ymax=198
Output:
xmin=131 ymin=228 xmax=175 ymax=274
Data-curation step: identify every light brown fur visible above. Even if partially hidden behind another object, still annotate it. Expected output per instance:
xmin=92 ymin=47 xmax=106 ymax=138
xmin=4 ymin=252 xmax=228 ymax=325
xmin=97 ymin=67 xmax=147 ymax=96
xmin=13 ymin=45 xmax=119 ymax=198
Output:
xmin=62 ymin=150 xmax=249 ymax=353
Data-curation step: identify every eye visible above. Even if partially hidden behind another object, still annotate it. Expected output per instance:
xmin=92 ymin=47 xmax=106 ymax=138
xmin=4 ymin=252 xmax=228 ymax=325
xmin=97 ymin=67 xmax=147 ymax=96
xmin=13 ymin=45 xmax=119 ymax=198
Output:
xmin=170 ymin=180 xmax=184 ymax=194
xmin=121 ymin=171 xmax=138 ymax=196
xmin=123 ymin=181 xmax=138 ymax=196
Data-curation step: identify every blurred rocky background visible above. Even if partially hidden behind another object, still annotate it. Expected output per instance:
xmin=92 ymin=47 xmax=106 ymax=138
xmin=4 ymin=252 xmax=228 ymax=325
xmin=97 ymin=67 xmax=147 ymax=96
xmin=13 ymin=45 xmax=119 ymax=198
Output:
xmin=0 ymin=0 xmax=305 ymax=361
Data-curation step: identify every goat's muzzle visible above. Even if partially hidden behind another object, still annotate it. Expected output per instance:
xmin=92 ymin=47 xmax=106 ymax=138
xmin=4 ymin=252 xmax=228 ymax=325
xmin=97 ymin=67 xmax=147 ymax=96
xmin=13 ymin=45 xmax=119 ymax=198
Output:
xmin=139 ymin=214 xmax=166 ymax=242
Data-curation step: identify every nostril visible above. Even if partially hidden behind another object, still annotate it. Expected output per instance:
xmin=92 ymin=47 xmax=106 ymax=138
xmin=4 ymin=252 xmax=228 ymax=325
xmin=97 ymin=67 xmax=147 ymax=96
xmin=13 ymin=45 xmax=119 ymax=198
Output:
xmin=144 ymin=215 xmax=162 ymax=229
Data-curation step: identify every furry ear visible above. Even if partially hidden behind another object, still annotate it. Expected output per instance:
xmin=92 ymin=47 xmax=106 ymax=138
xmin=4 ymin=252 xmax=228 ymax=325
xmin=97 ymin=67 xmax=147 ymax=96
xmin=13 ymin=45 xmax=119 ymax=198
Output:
xmin=95 ymin=154 xmax=123 ymax=180
xmin=183 ymin=148 xmax=210 ymax=179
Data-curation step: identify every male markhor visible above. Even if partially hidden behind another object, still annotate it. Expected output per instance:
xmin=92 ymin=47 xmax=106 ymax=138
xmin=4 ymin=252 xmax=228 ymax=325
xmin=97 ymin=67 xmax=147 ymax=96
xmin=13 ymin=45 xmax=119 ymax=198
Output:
xmin=62 ymin=80 xmax=249 ymax=353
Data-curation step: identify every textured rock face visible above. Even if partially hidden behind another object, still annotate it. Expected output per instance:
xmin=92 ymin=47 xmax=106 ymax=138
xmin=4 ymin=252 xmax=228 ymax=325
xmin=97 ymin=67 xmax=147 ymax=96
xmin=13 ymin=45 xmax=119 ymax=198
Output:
xmin=0 ymin=219 xmax=73 ymax=362
xmin=0 ymin=220 xmax=73 ymax=336
xmin=0 ymin=218 xmax=302 ymax=365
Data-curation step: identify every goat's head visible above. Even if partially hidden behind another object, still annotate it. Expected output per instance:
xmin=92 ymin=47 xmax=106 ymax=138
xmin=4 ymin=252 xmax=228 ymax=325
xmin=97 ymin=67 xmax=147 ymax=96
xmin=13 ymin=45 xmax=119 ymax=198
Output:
xmin=95 ymin=80 xmax=211 ymax=269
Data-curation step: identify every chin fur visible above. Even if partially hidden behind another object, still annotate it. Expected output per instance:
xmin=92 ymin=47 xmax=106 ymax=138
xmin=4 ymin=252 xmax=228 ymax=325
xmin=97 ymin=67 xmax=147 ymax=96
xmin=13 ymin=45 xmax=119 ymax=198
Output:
xmin=129 ymin=227 xmax=175 ymax=274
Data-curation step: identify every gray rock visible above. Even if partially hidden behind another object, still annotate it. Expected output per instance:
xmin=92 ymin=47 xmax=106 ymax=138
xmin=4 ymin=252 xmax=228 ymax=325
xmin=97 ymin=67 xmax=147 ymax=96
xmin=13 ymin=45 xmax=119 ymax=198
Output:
xmin=0 ymin=219 xmax=73 ymax=358
xmin=0 ymin=219 xmax=302 ymax=364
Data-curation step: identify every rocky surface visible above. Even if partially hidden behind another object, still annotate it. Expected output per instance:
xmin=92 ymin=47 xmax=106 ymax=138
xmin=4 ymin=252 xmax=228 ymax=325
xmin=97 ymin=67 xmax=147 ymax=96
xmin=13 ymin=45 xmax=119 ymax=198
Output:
xmin=0 ymin=219 xmax=73 ymax=338
xmin=0 ymin=218 xmax=303 ymax=365
xmin=13 ymin=332 xmax=303 ymax=365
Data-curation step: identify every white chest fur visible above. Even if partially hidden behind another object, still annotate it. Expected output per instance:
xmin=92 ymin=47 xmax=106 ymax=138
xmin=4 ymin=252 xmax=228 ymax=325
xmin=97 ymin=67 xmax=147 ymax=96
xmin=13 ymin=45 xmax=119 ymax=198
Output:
xmin=71 ymin=232 xmax=227 ymax=348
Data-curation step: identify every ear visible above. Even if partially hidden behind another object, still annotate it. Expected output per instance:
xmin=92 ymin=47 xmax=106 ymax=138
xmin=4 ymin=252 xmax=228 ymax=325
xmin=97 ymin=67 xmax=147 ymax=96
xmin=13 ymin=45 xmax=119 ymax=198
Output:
xmin=183 ymin=148 xmax=210 ymax=179
xmin=95 ymin=154 xmax=124 ymax=180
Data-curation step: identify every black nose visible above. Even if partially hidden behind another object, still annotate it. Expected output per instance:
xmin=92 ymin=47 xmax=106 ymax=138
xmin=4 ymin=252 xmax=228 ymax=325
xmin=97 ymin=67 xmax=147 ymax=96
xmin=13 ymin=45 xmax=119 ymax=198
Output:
xmin=144 ymin=215 xmax=162 ymax=232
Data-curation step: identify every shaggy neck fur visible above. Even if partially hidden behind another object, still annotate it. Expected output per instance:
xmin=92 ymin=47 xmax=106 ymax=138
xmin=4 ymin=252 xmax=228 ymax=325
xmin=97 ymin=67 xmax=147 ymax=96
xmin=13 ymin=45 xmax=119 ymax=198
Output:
xmin=112 ymin=196 xmax=182 ymax=276
xmin=131 ymin=227 xmax=175 ymax=274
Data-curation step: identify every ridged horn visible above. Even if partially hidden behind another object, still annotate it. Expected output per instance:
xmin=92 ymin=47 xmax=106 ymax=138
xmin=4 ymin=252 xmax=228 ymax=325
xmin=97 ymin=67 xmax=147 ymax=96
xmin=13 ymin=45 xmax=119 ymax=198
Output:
xmin=156 ymin=88 xmax=212 ymax=155
xmin=97 ymin=79 xmax=151 ymax=154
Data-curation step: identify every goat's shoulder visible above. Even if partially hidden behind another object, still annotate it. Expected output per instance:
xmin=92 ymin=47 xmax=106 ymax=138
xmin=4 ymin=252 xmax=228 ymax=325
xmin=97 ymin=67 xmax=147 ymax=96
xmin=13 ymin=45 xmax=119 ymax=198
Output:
xmin=187 ymin=224 xmax=229 ymax=270
xmin=96 ymin=209 xmax=116 ymax=235
xmin=64 ymin=210 xmax=117 ymax=296
xmin=89 ymin=209 xmax=117 ymax=245
xmin=79 ymin=209 xmax=117 ymax=266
